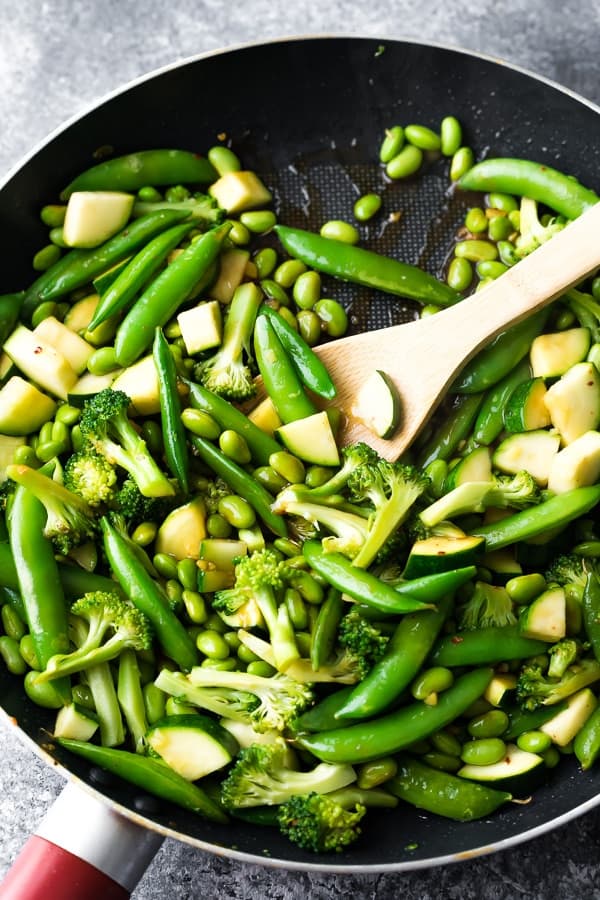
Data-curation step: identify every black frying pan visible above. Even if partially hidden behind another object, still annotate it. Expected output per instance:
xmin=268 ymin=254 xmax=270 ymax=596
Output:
xmin=1 ymin=36 xmax=600 ymax=890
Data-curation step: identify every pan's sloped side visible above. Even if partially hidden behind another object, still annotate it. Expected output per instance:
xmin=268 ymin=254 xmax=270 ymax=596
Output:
xmin=2 ymin=36 xmax=600 ymax=871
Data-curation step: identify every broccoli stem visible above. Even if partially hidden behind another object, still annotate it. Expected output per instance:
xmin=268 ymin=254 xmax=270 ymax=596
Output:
xmin=104 ymin=416 xmax=174 ymax=499
xmin=86 ymin=662 xmax=125 ymax=747
xmin=117 ymin=649 xmax=148 ymax=753
xmin=253 ymin=587 xmax=300 ymax=671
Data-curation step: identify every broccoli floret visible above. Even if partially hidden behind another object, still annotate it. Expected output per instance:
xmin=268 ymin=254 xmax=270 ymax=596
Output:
xmin=79 ymin=389 xmax=174 ymax=499
xmin=545 ymin=553 xmax=588 ymax=598
xmin=200 ymin=477 xmax=231 ymax=515
xmin=236 ymin=629 xmax=363 ymax=685
xmin=131 ymin=193 xmax=224 ymax=225
xmin=277 ymin=791 xmax=365 ymax=853
xmin=212 ymin=590 xmax=265 ymax=629
xmin=195 ymin=282 xmax=262 ymax=401
xmin=272 ymin=488 xmax=369 ymax=559
xmin=36 ymin=591 xmax=152 ymax=683
xmin=515 ymin=197 xmax=566 ymax=258
xmin=154 ymin=666 xmax=313 ymax=733
xmin=299 ymin=443 xmax=379 ymax=499
xmin=112 ymin=477 xmax=176 ymax=527
xmin=220 ymin=739 xmax=356 ymax=809
xmin=337 ymin=608 xmax=389 ymax=680
xmin=516 ymin=657 xmax=600 ymax=710
xmin=224 ymin=549 xmax=300 ymax=670
xmin=347 ymin=461 xmax=430 ymax=568
xmin=419 ymin=471 xmax=540 ymax=529
xmin=0 ymin=478 xmax=15 ymax=512
xmin=6 ymin=463 xmax=97 ymax=555
xmin=548 ymin=639 xmax=581 ymax=679
xmin=63 ymin=447 xmax=118 ymax=508
xmin=457 ymin=581 xmax=517 ymax=631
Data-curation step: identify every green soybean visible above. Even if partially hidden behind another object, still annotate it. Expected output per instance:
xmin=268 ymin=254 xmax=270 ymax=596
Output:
xmin=447 ymin=257 xmax=472 ymax=292
xmin=506 ymin=573 xmax=546 ymax=605
xmin=181 ymin=408 xmax=221 ymax=440
xmin=274 ymin=259 xmax=307 ymax=288
xmin=293 ymin=270 xmax=321 ymax=309
xmin=285 ymin=588 xmax=308 ymax=631
xmin=240 ymin=210 xmax=277 ymax=234
xmin=353 ymin=193 xmax=382 ymax=222
xmin=196 ymin=630 xmax=230 ymax=659
xmin=206 ymin=513 xmax=233 ymax=538
xmin=137 ymin=186 xmax=163 ymax=202
xmin=227 ymin=220 xmax=250 ymax=246
xmin=411 ymin=666 xmax=454 ymax=700
xmin=455 ymin=240 xmax=498 ymax=262
xmin=461 ymin=738 xmax=506 ymax=766
xmin=450 ymin=146 xmax=475 ymax=182
xmin=405 ymin=124 xmax=441 ymax=151
xmin=269 ymin=450 xmax=305 ymax=485
xmin=487 ymin=216 xmax=513 ymax=242
xmin=464 ymin=208 xmax=488 ymax=234
xmin=430 ymin=730 xmax=463 ymax=757
xmin=297 ymin=310 xmax=321 ymax=345
xmin=19 ymin=635 xmax=40 ymax=670
xmin=55 ymin=404 xmax=81 ymax=426
xmin=488 ymin=192 xmax=519 ymax=213
xmin=254 ymin=247 xmax=278 ymax=279
xmin=207 ymin=145 xmax=241 ymax=175
xmin=260 ymin=279 xmax=290 ymax=306
xmin=177 ymin=558 xmax=199 ymax=592
xmin=1 ymin=604 xmax=26 ymax=641
xmin=41 ymin=204 xmax=67 ymax=227
xmin=182 ymin=590 xmax=207 ymax=625
xmin=517 ymin=730 xmax=552 ymax=753
xmin=467 ymin=710 xmax=509 ymax=739
xmin=24 ymin=670 xmax=64 ymax=708
xmin=87 ymin=346 xmax=119 ymax=375
xmin=33 ymin=244 xmax=62 ymax=272
xmin=131 ymin=522 xmax=158 ymax=546
xmin=379 ymin=126 xmax=405 ymax=163
xmin=440 ymin=116 xmax=462 ymax=157
xmin=476 ymin=260 xmax=508 ymax=280
xmin=357 ymin=756 xmax=398 ymax=789
xmin=0 ymin=636 xmax=27 ymax=675
xmin=218 ymin=495 xmax=256 ymax=529
xmin=320 ymin=220 xmax=360 ymax=244
xmin=219 ymin=430 xmax=251 ymax=465
xmin=314 ymin=299 xmax=348 ymax=337
xmin=246 ymin=660 xmax=276 ymax=677
xmin=153 ymin=553 xmax=179 ymax=580
xmin=386 ymin=145 xmax=423 ymax=179
xmin=422 ymin=751 xmax=462 ymax=773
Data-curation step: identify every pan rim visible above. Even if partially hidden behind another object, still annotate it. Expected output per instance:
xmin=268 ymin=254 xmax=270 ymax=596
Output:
xmin=2 ymin=33 xmax=600 ymax=875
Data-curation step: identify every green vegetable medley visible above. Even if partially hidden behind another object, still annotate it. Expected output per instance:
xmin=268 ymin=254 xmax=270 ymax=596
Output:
xmin=3 ymin=120 xmax=600 ymax=857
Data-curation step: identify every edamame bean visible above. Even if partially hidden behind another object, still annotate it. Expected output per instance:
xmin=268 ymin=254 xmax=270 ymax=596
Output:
xmin=143 ymin=683 xmax=167 ymax=724
xmin=386 ymin=145 xmax=423 ymax=179
xmin=422 ymin=751 xmax=461 ymax=773
xmin=506 ymin=573 xmax=546 ymax=605
xmin=314 ymin=299 xmax=348 ymax=337
xmin=420 ymin=304 xmax=440 ymax=318
xmin=201 ymin=657 xmax=238 ymax=671
xmin=13 ymin=445 xmax=38 ymax=467
xmin=205 ymin=613 xmax=230 ymax=635
xmin=556 ymin=308 xmax=576 ymax=331
xmin=455 ymin=240 xmax=498 ymax=263
xmin=277 ymin=307 xmax=298 ymax=330
xmin=487 ymin=216 xmax=513 ymax=242
xmin=440 ymin=116 xmax=462 ymax=157
xmin=87 ymin=346 xmax=119 ymax=375
xmin=55 ymin=404 xmax=81 ymax=426
xmin=219 ymin=429 xmax=251 ymax=465
xmin=517 ymin=730 xmax=552 ymax=754
xmin=297 ymin=310 xmax=321 ymax=345
xmin=237 ymin=643 xmax=260 ymax=664
xmin=461 ymin=738 xmax=507 ymax=766
xmin=1 ymin=604 xmax=26 ymax=641
xmin=36 ymin=440 xmax=66 ymax=463
xmin=353 ymin=193 xmax=382 ymax=222
xmin=430 ymin=730 xmax=463 ymax=757
xmin=141 ymin=420 xmax=163 ymax=456
xmin=285 ymin=588 xmax=308 ymax=631
xmin=19 ymin=635 xmax=39 ymax=670
xmin=40 ymin=204 xmax=66 ymax=227
xmin=411 ymin=667 xmax=454 ymax=700
xmin=131 ymin=522 xmax=158 ymax=546
xmin=31 ymin=300 xmax=59 ymax=328
xmin=165 ymin=579 xmax=184 ymax=612
xmin=476 ymin=260 xmax=508 ymax=280
xmin=253 ymin=466 xmax=287 ymax=494
xmin=223 ymin=631 xmax=241 ymax=652
xmin=0 ymin=636 xmax=27 ymax=675
xmin=379 ymin=126 xmax=405 ymax=163
xmin=49 ymin=227 xmax=68 ymax=248
xmin=468 ymin=710 xmax=509 ymax=739
xmin=254 ymin=247 xmax=278 ymax=279
xmin=269 ymin=450 xmax=305 ymax=485
xmin=292 ymin=270 xmax=321 ymax=309
xmin=208 ymin=145 xmax=241 ymax=175
xmin=165 ymin=696 xmax=198 ymax=716
xmin=405 ymin=124 xmax=441 ymax=151
xmin=274 ymin=259 xmax=307 ymax=288
xmin=177 ymin=558 xmax=199 ymax=592
xmin=246 ymin=660 xmax=276 ymax=677
xmin=182 ymin=590 xmax=207 ymax=625
xmin=181 ymin=408 xmax=221 ymax=440
xmin=304 ymin=465 xmax=334 ymax=488
xmin=196 ymin=629 xmax=230 ymax=659
xmin=137 ymin=185 xmax=163 ymax=202
xmin=464 ymin=208 xmax=488 ymax=234
xmin=218 ymin=495 xmax=256 ymax=529
xmin=227 ymin=220 xmax=251 ymax=245
xmin=450 ymin=146 xmax=474 ymax=182
xmin=33 ymin=244 xmax=61 ymax=272
xmin=320 ymin=220 xmax=359 ymax=244
xmin=240 ymin=210 xmax=277 ymax=234
xmin=260 ymin=279 xmax=290 ymax=306
xmin=543 ymin=746 xmax=561 ymax=768
xmin=357 ymin=756 xmax=398 ymax=789
xmin=288 ymin=570 xmax=324 ymax=605
xmin=296 ymin=631 xmax=312 ymax=657
xmin=24 ymin=670 xmax=64 ymax=707
xmin=447 ymin=257 xmax=472 ymax=292
xmin=488 ymin=192 xmax=519 ymax=213
xmin=497 ymin=240 xmax=520 ymax=267
xmin=207 ymin=513 xmax=233 ymax=538
xmin=153 ymin=552 xmax=179 ymax=580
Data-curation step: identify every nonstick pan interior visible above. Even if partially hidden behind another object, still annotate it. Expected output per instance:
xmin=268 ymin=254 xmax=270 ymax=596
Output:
xmin=2 ymin=36 xmax=600 ymax=871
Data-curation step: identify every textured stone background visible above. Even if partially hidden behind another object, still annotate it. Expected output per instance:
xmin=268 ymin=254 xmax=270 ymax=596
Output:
xmin=2 ymin=1 xmax=600 ymax=897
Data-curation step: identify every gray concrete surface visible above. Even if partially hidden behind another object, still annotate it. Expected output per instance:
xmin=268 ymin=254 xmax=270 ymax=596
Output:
xmin=1 ymin=1 xmax=600 ymax=897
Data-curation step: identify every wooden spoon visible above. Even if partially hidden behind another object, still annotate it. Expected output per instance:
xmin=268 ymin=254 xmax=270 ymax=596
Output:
xmin=312 ymin=201 xmax=600 ymax=460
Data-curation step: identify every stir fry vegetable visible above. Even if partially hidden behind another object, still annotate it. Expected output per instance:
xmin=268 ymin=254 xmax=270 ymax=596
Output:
xmin=3 ymin=125 xmax=600 ymax=859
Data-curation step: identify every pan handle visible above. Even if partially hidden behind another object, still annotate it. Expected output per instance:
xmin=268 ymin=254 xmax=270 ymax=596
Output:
xmin=0 ymin=781 xmax=163 ymax=899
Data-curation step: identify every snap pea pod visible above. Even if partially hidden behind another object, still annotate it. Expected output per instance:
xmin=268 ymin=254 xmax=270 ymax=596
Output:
xmin=55 ymin=738 xmax=227 ymax=822
xmin=310 ymin=587 xmax=344 ymax=671
xmin=38 ymin=209 xmax=193 ymax=304
xmin=114 ymin=222 xmax=231 ymax=367
xmin=387 ymin=755 xmax=511 ymax=820
xmin=101 ymin=517 xmax=198 ymax=670
xmin=472 ymin=358 xmax=531 ymax=445
xmin=0 ymin=541 xmax=125 ymax=599
xmin=190 ymin=436 xmax=287 ymax=537
xmin=293 ymin=686 xmax=356 ymax=733
xmin=430 ymin=625 xmax=548 ymax=667
xmin=60 ymin=149 xmax=218 ymax=199
xmin=458 ymin=158 xmax=598 ymax=219
xmin=302 ymin=540 xmax=433 ymax=614
xmin=296 ymin=668 xmax=493 ymax=763
xmin=186 ymin=379 xmax=281 ymax=466
xmin=574 ymin=704 xmax=600 ymax=769
xmin=153 ymin=327 xmax=189 ymax=493
xmin=7 ymin=485 xmax=70 ymax=702
xmin=87 ymin=220 xmax=196 ymax=330
xmin=258 ymin=306 xmax=337 ymax=400
xmin=582 ymin=570 xmax=600 ymax=662
xmin=471 ymin=485 xmax=600 ymax=551
xmin=417 ymin=394 xmax=484 ymax=469
xmin=0 ymin=292 xmax=24 ymax=345
xmin=335 ymin=595 xmax=453 ymax=721
xmin=253 ymin=315 xmax=317 ymax=423
xmin=275 ymin=225 xmax=460 ymax=307
xmin=452 ymin=310 xmax=548 ymax=394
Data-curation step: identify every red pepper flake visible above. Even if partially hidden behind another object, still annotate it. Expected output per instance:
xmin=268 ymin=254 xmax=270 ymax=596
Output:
xmin=437 ymin=551 xmax=447 ymax=556
xmin=33 ymin=345 xmax=43 ymax=354
xmin=451 ymin=635 xmax=464 ymax=644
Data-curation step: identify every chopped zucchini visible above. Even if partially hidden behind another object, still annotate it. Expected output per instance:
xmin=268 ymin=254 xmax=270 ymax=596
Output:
xmin=403 ymin=534 xmax=485 ymax=578
xmin=493 ymin=430 xmax=560 ymax=485
xmin=458 ymin=743 xmax=544 ymax=794
xmin=547 ymin=430 xmax=600 ymax=494
xmin=503 ymin=377 xmax=551 ymax=432
xmin=199 ymin=538 xmax=247 ymax=571
xmin=33 ymin=316 xmax=94 ymax=374
xmin=3 ymin=325 xmax=78 ymax=399
xmin=63 ymin=294 xmax=101 ymax=334
xmin=543 ymin=361 xmax=600 ymax=444
xmin=177 ymin=301 xmax=222 ymax=355
xmin=63 ymin=191 xmax=134 ymax=248
xmin=0 ymin=352 xmax=15 ymax=385
xmin=0 ymin=376 xmax=57 ymax=435
xmin=248 ymin=396 xmax=283 ymax=436
xmin=208 ymin=171 xmax=272 ymax=213
xmin=350 ymin=369 xmax=401 ymax=439
xmin=197 ymin=568 xmax=234 ymax=592
xmin=530 ymin=327 xmax=590 ymax=378
xmin=484 ymin=673 xmax=518 ymax=707
xmin=519 ymin=585 xmax=566 ymax=641
xmin=540 ymin=688 xmax=598 ymax=746
xmin=53 ymin=703 xmax=99 ymax=741
xmin=146 ymin=714 xmax=238 ymax=780
xmin=155 ymin=497 xmax=207 ymax=560
xmin=483 ymin=549 xmax=522 ymax=581
xmin=67 ymin=371 xmax=121 ymax=407
xmin=277 ymin=411 xmax=340 ymax=466
xmin=112 ymin=355 xmax=160 ymax=415
xmin=445 ymin=446 xmax=492 ymax=490
xmin=208 ymin=248 xmax=250 ymax=304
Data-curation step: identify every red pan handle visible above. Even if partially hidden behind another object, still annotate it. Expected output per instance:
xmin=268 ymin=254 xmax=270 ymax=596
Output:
xmin=0 ymin=782 xmax=163 ymax=900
